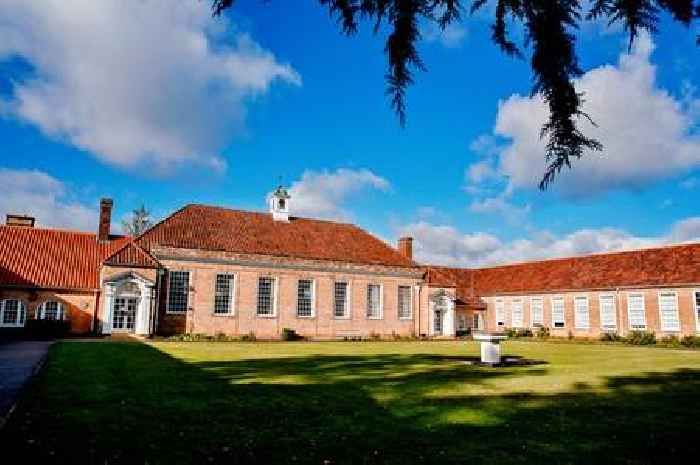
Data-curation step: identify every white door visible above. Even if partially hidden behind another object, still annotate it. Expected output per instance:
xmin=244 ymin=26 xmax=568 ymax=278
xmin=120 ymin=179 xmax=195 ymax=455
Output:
xmin=112 ymin=297 xmax=138 ymax=332
xmin=434 ymin=309 xmax=443 ymax=335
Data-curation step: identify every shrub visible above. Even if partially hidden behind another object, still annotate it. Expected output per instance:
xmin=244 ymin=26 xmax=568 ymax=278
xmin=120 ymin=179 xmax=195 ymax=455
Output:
xmin=516 ymin=329 xmax=533 ymax=338
xmin=281 ymin=328 xmax=299 ymax=341
xmin=599 ymin=331 xmax=623 ymax=342
xmin=240 ymin=331 xmax=257 ymax=342
xmin=535 ymin=326 xmax=550 ymax=339
xmin=369 ymin=331 xmax=381 ymax=341
xmin=659 ymin=335 xmax=681 ymax=347
xmin=681 ymin=335 xmax=700 ymax=348
xmin=625 ymin=330 xmax=656 ymax=345
xmin=25 ymin=319 xmax=71 ymax=339
xmin=504 ymin=328 xmax=518 ymax=338
xmin=455 ymin=328 xmax=471 ymax=338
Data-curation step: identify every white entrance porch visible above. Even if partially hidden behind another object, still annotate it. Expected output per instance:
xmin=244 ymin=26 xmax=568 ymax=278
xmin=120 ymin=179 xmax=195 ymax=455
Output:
xmin=429 ymin=290 xmax=455 ymax=337
xmin=101 ymin=272 xmax=155 ymax=336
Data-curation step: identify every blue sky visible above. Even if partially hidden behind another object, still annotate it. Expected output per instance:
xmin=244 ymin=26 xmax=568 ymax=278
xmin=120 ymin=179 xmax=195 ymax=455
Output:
xmin=1 ymin=1 xmax=699 ymax=266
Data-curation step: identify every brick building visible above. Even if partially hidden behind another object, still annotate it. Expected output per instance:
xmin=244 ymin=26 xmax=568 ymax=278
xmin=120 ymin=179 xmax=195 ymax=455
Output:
xmin=1 ymin=188 xmax=699 ymax=339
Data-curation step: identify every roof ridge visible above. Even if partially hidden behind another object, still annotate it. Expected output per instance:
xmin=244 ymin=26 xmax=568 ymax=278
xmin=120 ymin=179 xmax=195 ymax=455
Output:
xmin=0 ymin=224 xmax=95 ymax=236
xmin=424 ymin=241 xmax=700 ymax=272
xmin=183 ymin=203 xmax=359 ymax=227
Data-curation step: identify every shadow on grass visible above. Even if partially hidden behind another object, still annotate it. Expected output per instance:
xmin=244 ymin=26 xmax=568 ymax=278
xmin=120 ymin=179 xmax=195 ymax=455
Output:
xmin=2 ymin=342 xmax=699 ymax=464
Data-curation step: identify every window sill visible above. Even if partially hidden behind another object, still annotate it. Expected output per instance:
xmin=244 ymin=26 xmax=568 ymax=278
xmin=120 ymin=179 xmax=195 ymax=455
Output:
xmin=166 ymin=311 xmax=187 ymax=315
xmin=296 ymin=315 xmax=315 ymax=319
xmin=333 ymin=316 xmax=351 ymax=320
xmin=256 ymin=314 xmax=277 ymax=319
xmin=366 ymin=316 xmax=383 ymax=320
xmin=398 ymin=317 xmax=413 ymax=321
xmin=212 ymin=313 xmax=235 ymax=317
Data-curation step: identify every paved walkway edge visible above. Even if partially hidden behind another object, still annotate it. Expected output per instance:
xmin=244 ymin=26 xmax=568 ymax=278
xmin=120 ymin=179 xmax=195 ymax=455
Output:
xmin=0 ymin=342 xmax=51 ymax=430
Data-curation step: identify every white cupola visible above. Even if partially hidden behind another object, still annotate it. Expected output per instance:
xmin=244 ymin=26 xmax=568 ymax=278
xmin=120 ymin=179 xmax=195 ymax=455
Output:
xmin=269 ymin=185 xmax=291 ymax=222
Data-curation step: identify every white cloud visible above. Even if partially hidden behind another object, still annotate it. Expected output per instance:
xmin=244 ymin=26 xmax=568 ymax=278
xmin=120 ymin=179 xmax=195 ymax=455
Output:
xmin=0 ymin=0 xmax=300 ymax=174
xmin=468 ymin=196 xmax=530 ymax=224
xmin=399 ymin=217 xmax=700 ymax=267
xmin=680 ymin=177 xmax=698 ymax=189
xmin=467 ymin=32 xmax=700 ymax=197
xmin=423 ymin=22 xmax=467 ymax=48
xmin=0 ymin=168 xmax=96 ymax=230
xmin=287 ymin=168 xmax=390 ymax=221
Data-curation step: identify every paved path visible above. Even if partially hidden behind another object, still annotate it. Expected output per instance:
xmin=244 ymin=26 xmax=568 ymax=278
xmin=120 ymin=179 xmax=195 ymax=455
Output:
xmin=0 ymin=340 xmax=53 ymax=427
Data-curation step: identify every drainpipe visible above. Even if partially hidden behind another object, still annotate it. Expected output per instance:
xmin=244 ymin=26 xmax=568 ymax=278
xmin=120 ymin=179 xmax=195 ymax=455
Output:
xmin=415 ymin=283 xmax=421 ymax=337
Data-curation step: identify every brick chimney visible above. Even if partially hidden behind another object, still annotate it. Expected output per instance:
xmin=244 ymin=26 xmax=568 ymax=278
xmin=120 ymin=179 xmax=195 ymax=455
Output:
xmin=398 ymin=237 xmax=413 ymax=260
xmin=6 ymin=214 xmax=35 ymax=227
xmin=98 ymin=198 xmax=113 ymax=242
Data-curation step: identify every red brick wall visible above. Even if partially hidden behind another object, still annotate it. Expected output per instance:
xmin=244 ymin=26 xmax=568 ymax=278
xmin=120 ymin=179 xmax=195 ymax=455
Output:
xmin=0 ymin=287 xmax=97 ymax=333
xmin=483 ymin=287 xmax=700 ymax=337
xmin=156 ymin=252 xmax=424 ymax=339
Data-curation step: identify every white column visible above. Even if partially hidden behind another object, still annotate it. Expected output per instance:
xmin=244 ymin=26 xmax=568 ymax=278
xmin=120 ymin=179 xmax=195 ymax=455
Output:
xmin=135 ymin=284 xmax=153 ymax=335
xmin=444 ymin=298 xmax=456 ymax=337
xmin=102 ymin=284 xmax=115 ymax=334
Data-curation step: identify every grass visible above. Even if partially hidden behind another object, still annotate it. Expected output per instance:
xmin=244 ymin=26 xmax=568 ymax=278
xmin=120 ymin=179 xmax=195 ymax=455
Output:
xmin=3 ymin=340 xmax=700 ymax=464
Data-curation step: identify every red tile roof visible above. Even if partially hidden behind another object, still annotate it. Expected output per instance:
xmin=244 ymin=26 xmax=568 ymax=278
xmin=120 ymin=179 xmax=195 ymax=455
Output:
xmin=103 ymin=241 xmax=160 ymax=268
xmin=425 ymin=242 xmax=700 ymax=299
xmin=0 ymin=226 xmax=129 ymax=290
xmin=136 ymin=204 xmax=417 ymax=268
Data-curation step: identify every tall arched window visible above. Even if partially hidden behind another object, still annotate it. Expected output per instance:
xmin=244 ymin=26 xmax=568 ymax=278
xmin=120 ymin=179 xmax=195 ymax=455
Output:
xmin=38 ymin=301 xmax=65 ymax=320
xmin=0 ymin=299 xmax=27 ymax=327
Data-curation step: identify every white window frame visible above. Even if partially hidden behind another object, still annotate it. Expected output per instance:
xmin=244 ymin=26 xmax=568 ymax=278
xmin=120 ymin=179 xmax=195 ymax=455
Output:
xmin=333 ymin=281 xmax=351 ymax=319
xmin=366 ymin=283 xmax=384 ymax=320
xmin=296 ymin=278 xmax=316 ymax=318
xmin=574 ymin=295 xmax=590 ymax=330
xmin=37 ymin=300 xmax=65 ymax=320
xmin=598 ymin=294 xmax=617 ymax=331
xmin=511 ymin=298 xmax=524 ymax=328
xmin=495 ymin=298 xmax=505 ymax=327
xmin=530 ymin=296 xmax=544 ymax=327
xmin=256 ymin=276 xmax=278 ymax=318
xmin=0 ymin=299 xmax=27 ymax=327
xmin=695 ymin=290 xmax=700 ymax=333
xmin=551 ymin=296 xmax=565 ymax=328
xmin=626 ymin=292 xmax=647 ymax=330
xmin=397 ymin=285 xmax=413 ymax=320
xmin=213 ymin=273 xmax=236 ymax=316
xmin=166 ymin=270 xmax=190 ymax=314
xmin=657 ymin=290 xmax=680 ymax=332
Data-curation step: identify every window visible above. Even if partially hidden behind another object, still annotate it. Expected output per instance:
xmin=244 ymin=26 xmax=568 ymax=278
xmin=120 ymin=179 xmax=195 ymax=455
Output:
xmin=627 ymin=293 xmax=646 ymax=330
xmin=658 ymin=291 xmax=680 ymax=332
xmin=398 ymin=286 xmax=412 ymax=319
xmin=366 ymin=284 xmax=382 ymax=319
xmin=511 ymin=298 xmax=524 ymax=328
xmin=599 ymin=295 xmax=617 ymax=330
xmin=495 ymin=298 xmax=505 ymax=326
xmin=214 ymin=274 xmax=234 ymax=315
xmin=574 ymin=296 xmax=590 ymax=329
xmin=530 ymin=297 xmax=544 ymax=327
xmin=458 ymin=314 xmax=466 ymax=330
xmin=473 ymin=313 xmax=482 ymax=330
xmin=334 ymin=282 xmax=349 ymax=318
xmin=38 ymin=301 xmax=64 ymax=320
xmin=695 ymin=291 xmax=700 ymax=332
xmin=257 ymin=277 xmax=276 ymax=316
xmin=551 ymin=297 xmax=565 ymax=328
xmin=167 ymin=271 xmax=189 ymax=313
xmin=0 ymin=299 xmax=26 ymax=327
xmin=297 ymin=279 xmax=314 ymax=317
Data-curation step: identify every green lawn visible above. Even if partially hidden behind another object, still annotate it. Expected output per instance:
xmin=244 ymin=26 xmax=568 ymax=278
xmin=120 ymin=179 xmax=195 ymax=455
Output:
xmin=3 ymin=340 xmax=700 ymax=464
